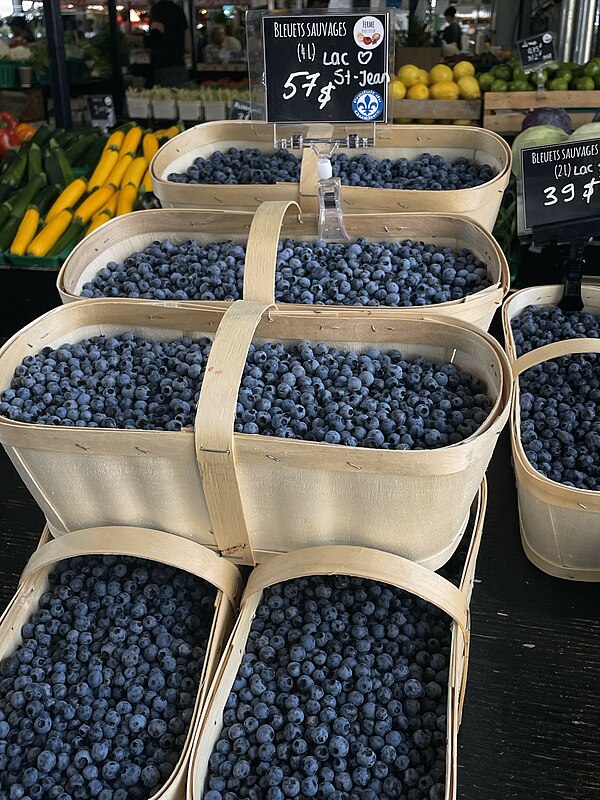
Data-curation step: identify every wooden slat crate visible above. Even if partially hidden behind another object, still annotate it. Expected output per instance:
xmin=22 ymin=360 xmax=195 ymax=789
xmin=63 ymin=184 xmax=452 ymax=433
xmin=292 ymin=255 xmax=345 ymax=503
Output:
xmin=392 ymin=99 xmax=481 ymax=122
xmin=483 ymin=90 xmax=600 ymax=134
xmin=502 ymin=284 xmax=600 ymax=581
xmin=57 ymin=204 xmax=510 ymax=333
xmin=188 ymin=482 xmax=487 ymax=800
xmin=0 ymin=525 xmax=243 ymax=800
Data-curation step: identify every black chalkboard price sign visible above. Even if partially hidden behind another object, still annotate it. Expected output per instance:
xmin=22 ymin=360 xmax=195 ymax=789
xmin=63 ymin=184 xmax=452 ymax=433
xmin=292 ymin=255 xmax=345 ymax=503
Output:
xmin=229 ymin=100 xmax=252 ymax=120
xmin=517 ymin=32 xmax=556 ymax=72
xmin=522 ymin=138 xmax=600 ymax=232
xmin=87 ymin=95 xmax=116 ymax=130
xmin=262 ymin=13 xmax=389 ymax=124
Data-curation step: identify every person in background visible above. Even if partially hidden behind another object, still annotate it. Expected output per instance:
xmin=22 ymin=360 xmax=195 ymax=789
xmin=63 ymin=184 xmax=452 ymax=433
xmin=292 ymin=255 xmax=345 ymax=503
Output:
xmin=203 ymin=26 xmax=242 ymax=64
xmin=148 ymin=0 xmax=190 ymax=86
xmin=8 ymin=17 xmax=35 ymax=45
xmin=441 ymin=6 xmax=462 ymax=55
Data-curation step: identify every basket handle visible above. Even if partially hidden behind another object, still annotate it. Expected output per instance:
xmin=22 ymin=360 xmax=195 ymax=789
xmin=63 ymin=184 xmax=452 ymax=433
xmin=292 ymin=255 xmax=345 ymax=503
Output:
xmin=244 ymin=201 xmax=302 ymax=304
xmin=195 ymin=300 xmax=275 ymax=563
xmin=512 ymin=338 xmax=600 ymax=378
xmin=19 ymin=527 xmax=243 ymax=607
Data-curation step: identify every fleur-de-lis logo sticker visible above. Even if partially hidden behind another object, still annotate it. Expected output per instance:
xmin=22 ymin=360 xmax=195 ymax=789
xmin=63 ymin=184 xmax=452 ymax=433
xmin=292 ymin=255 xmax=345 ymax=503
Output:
xmin=352 ymin=90 xmax=384 ymax=121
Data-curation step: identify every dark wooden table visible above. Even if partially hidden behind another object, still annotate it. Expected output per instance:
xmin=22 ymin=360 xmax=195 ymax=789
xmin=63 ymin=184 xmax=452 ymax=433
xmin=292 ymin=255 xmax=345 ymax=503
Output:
xmin=0 ymin=278 xmax=598 ymax=799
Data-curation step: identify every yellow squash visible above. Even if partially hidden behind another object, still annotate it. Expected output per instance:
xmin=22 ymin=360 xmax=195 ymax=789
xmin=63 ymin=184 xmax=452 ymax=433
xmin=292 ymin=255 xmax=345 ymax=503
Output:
xmin=88 ymin=149 xmax=119 ymax=193
xmin=46 ymin=178 xmax=87 ymax=222
xmin=120 ymin=126 xmax=142 ymax=158
xmin=142 ymin=133 xmax=159 ymax=162
xmin=10 ymin=207 xmax=40 ymax=256
xmin=105 ymin=154 xmax=133 ymax=190
xmin=75 ymin=186 xmax=114 ymax=224
xmin=102 ymin=130 xmax=125 ymax=154
xmin=27 ymin=209 xmax=72 ymax=257
xmin=122 ymin=157 xmax=147 ymax=191
xmin=117 ymin=184 xmax=137 ymax=216
xmin=141 ymin=168 xmax=153 ymax=193
xmin=87 ymin=192 xmax=120 ymax=234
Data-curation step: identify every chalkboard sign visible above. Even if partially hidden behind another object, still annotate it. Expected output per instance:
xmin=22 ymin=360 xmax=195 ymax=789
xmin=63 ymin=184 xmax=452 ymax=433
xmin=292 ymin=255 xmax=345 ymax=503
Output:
xmin=87 ymin=95 xmax=116 ymax=130
xmin=522 ymin=138 xmax=600 ymax=232
xmin=517 ymin=32 xmax=556 ymax=72
xmin=229 ymin=100 xmax=252 ymax=120
xmin=262 ymin=13 xmax=389 ymax=124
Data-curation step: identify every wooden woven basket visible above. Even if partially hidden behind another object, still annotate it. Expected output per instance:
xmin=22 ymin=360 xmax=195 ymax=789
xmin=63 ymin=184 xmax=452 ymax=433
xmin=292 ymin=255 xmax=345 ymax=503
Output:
xmin=187 ymin=481 xmax=487 ymax=800
xmin=510 ymin=340 xmax=600 ymax=581
xmin=0 ymin=300 xmax=510 ymax=568
xmin=0 ymin=525 xmax=243 ymax=800
xmin=150 ymin=122 xmax=511 ymax=231
xmin=57 ymin=204 xmax=508 ymax=333
xmin=501 ymin=283 xmax=600 ymax=364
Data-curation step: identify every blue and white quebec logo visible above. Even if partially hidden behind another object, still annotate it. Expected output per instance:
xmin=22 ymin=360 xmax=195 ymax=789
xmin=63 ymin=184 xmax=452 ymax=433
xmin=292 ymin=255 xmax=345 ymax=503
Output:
xmin=352 ymin=90 xmax=384 ymax=121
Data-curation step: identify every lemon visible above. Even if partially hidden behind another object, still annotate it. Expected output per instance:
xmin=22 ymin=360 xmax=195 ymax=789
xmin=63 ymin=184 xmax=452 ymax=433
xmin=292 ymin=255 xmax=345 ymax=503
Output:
xmin=429 ymin=80 xmax=460 ymax=100
xmin=391 ymin=80 xmax=407 ymax=100
xmin=452 ymin=119 xmax=472 ymax=126
xmin=453 ymin=61 xmax=475 ymax=80
xmin=407 ymin=83 xmax=429 ymax=100
xmin=429 ymin=64 xmax=454 ymax=84
xmin=418 ymin=69 xmax=430 ymax=86
xmin=457 ymin=75 xmax=481 ymax=99
xmin=397 ymin=64 xmax=421 ymax=88
xmin=417 ymin=118 xmax=435 ymax=124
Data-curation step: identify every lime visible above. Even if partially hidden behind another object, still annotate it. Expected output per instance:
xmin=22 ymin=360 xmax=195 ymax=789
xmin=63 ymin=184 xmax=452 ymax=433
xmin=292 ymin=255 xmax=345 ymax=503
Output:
xmin=478 ymin=72 xmax=495 ymax=91
xmin=548 ymin=77 xmax=569 ymax=91
xmin=568 ymin=63 xmax=583 ymax=77
xmin=494 ymin=65 xmax=513 ymax=82
xmin=595 ymin=75 xmax=600 ymax=89
xmin=575 ymin=76 xmax=595 ymax=90
xmin=490 ymin=79 xmax=508 ymax=92
xmin=584 ymin=61 xmax=600 ymax=78
xmin=512 ymin=67 xmax=528 ymax=81
xmin=509 ymin=79 xmax=531 ymax=92
xmin=556 ymin=67 xmax=573 ymax=83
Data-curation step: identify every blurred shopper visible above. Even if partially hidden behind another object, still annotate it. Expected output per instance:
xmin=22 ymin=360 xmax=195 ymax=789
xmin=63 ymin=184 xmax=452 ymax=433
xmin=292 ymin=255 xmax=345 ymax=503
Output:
xmin=9 ymin=17 xmax=35 ymax=45
xmin=441 ymin=6 xmax=462 ymax=55
xmin=203 ymin=25 xmax=242 ymax=64
xmin=148 ymin=0 xmax=190 ymax=86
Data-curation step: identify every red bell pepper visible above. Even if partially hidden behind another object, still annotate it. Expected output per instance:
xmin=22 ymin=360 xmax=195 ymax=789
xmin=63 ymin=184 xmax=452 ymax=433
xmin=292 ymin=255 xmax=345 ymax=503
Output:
xmin=0 ymin=128 xmax=21 ymax=156
xmin=0 ymin=113 xmax=17 ymax=132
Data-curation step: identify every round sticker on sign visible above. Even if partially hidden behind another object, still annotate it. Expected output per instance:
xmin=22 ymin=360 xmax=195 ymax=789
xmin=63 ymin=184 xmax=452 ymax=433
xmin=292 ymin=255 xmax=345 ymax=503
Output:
xmin=542 ymin=33 xmax=552 ymax=44
xmin=354 ymin=16 xmax=385 ymax=50
xmin=352 ymin=90 xmax=384 ymax=121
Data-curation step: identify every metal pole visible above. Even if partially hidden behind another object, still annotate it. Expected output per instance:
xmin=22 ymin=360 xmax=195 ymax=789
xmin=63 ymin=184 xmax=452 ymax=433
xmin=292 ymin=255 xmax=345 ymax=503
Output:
xmin=573 ymin=0 xmax=596 ymax=64
xmin=518 ymin=0 xmax=532 ymax=39
xmin=107 ymin=0 xmax=125 ymax=117
xmin=558 ymin=0 xmax=578 ymax=62
xmin=43 ymin=0 xmax=72 ymax=128
xmin=187 ymin=0 xmax=197 ymax=80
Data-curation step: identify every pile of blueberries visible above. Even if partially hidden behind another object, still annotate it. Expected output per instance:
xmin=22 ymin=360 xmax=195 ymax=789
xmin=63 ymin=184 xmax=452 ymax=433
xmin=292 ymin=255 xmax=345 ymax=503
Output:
xmin=0 ymin=333 xmax=493 ymax=450
xmin=80 ymin=236 xmax=490 ymax=308
xmin=0 ymin=554 xmax=216 ymax=800
xmin=331 ymin=153 xmax=495 ymax=191
xmin=513 ymin=304 xmax=600 ymax=490
xmin=511 ymin=304 xmax=600 ymax=358
xmin=166 ymin=147 xmax=494 ymax=192
xmin=235 ymin=341 xmax=493 ymax=449
xmin=80 ymin=240 xmax=246 ymax=302
xmin=0 ymin=333 xmax=212 ymax=430
xmin=167 ymin=148 xmax=301 ymax=185
xmin=203 ymin=574 xmax=450 ymax=800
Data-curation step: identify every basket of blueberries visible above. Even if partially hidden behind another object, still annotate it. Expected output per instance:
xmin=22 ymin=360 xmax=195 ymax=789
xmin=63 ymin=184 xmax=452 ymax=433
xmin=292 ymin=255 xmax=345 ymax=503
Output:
xmin=0 ymin=525 xmax=242 ymax=800
xmin=57 ymin=204 xmax=508 ymax=334
xmin=0 ymin=300 xmax=510 ymax=568
xmin=188 ymin=482 xmax=487 ymax=800
xmin=503 ymin=285 xmax=600 ymax=581
xmin=150 ymin=122 xmax=511 ymax=232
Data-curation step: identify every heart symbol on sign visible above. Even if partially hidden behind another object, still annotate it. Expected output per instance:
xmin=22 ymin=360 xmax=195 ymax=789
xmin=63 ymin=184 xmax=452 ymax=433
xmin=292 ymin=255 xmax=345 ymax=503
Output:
xmin=358 ymin=51 xmax=373 ymax=65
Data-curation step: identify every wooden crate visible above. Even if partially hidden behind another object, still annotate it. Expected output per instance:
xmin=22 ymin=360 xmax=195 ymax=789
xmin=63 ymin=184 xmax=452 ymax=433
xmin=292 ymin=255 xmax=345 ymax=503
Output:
xmin=150 ymin=121 xmax=511 ymax=232
xmin=483 ymin=90 xmax=600 ymax=134
xmin=188 ymin=482 xmax=487 ymax=800
xmin=0 ymin=300 xmax=511 ymax=568
xmin=58 ymin=204 xmax=509 ymax=333
xmin=0 ymin=525 xmax=242 ymax=800
xmin=502 ymin=284 xmax=600 ymax=581
xmin=392 ymin=99 xmax=481 ymax=122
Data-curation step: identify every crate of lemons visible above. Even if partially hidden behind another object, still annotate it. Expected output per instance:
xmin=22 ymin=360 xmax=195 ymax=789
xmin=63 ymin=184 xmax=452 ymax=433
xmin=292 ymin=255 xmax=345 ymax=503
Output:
xmin=392 ymin=61 xmax=481 ymax=125
xmin=2 ymin=124 xmax=180 ymax=267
